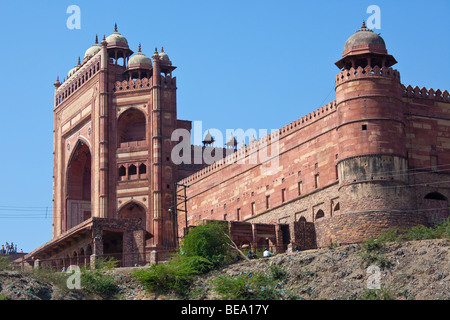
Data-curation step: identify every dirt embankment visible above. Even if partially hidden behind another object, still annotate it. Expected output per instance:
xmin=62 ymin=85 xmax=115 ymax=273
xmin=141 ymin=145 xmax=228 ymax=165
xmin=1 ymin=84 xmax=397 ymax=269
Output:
xmin=1 ymin=239 xmax=449 ymax=300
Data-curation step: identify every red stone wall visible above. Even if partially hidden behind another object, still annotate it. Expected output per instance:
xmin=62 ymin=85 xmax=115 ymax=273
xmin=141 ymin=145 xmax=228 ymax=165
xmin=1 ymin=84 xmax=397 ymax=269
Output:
xmin=176 ymin=102 xmax=340 ymax=241
xmin=176 ymin=68 xmax=450 ymax=249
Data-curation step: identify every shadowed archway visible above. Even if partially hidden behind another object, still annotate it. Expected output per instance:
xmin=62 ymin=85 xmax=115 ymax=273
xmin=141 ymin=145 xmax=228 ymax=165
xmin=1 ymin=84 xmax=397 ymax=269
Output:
xmin=65 ymin=140 xmax=91 ymax=232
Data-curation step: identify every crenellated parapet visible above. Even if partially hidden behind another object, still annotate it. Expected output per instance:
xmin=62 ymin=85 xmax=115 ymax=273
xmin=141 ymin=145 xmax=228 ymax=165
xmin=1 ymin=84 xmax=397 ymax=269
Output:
xmin=178 ymin=100 xmax=337 ymax=186
xmin=402 ymin=84 xmax=450 ymax=102
xmin=113 ymin=74 xmax=176 ymax=92
xmin=335 ymin=65 xmax=400 ymax=86
xmin=55 ymin=55 xmax=101 ymax=107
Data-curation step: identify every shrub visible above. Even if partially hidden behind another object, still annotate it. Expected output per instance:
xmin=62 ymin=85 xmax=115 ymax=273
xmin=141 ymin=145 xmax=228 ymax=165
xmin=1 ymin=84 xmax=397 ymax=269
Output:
xmin=181 ymin=221 xmax=231 ymax=266
xmin=134 ymin=222 xmax=234 ymax=296
xmin=81 ymin=270 xmax=118 ymax=296
xmin=213 ymin=274 xmax=252 ymax=300
xmin=133 ymin=254 xmax=213 ymax=295
xmin=26 ymin=266 xmax=70 ymax=292
xmin=362 ymin=287 xmax=396 ymax=300
xmin=376 ymin=218 xmax=450 ymax=244
xmin=212 ymin=271 xmax=283 ymax=300
xmin=268 ymin=264 xmax=287 ymax=281
xmin=358 ymin=238 xmax=389 ymax=268
xmin=0 ymin=257 xmax=13 ymax=271
xmin=434 ymin=217 xmax=450 ymax=239
xmin=80 ymin=257 xmax=119 ymax=296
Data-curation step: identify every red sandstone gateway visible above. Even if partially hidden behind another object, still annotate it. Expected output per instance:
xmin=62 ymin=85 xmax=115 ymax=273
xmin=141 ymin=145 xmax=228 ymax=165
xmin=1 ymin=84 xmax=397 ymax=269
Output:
xmin=23 ymin=23 xmax=450 ymax=269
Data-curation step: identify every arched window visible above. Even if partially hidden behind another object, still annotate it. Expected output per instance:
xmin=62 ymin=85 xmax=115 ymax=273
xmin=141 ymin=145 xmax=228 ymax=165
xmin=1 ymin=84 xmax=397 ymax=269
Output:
xmin=118 ymin=108 xmax=146 ymax=144
xmin=128 ymin=164 xmax=137 ymax=176
xmin=139 ymin=163 xmax=147 ymax=175
xmin=334 ymin=203 xmax=340 ymax=212
xmin=315 ymin=210 xmax=325 ymax=220
xmin=118 ymin=165 xmax=126 ymax=177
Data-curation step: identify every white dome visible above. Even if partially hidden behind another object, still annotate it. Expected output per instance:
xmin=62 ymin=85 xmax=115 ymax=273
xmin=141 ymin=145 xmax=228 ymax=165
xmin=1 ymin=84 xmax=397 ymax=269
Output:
xmin=67 ymin=66 xmax=78 ymax=78
xmin=128 ymin=44 xmax=152 ymax=67
xmin=84 ymin=44 xmax=101 ymax=59
xmin=105 ymin=24 xmax=129 ymax=49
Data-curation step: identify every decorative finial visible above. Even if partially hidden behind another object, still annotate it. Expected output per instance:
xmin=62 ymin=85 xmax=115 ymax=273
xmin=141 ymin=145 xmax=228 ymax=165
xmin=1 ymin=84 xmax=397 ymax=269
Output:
xmin=161 ymin=46 xmax=164 ymax=52
xmin=114 ymin=23 xmax=118 ymax=32
xmin=95 ymin=34 xmax=98 ymax=44
xmin=154 ymin=47 xmax=158 ymax=54
xmin=103 ymin=34 xmax=106 ymax=41
xmin=78 ymin=56 xmax=81 ymax=65
xmin=362 ymin=20 xmax=366 ymax=29
xmin=138 ymin=42 xmax=141 ymax=52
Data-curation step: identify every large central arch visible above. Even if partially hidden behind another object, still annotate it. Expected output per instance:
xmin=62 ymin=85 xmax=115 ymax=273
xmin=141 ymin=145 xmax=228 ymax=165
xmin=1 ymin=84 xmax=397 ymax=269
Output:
xmin=65 ymin=140 xmax=92 ymax=231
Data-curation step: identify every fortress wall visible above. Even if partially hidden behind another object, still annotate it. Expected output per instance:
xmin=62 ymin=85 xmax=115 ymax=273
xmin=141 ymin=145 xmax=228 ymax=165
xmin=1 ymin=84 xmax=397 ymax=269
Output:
xmin=177 ymin=102 xmax=340 ymax=233
xmin=403 ymin=89 xmax=450 ymax=172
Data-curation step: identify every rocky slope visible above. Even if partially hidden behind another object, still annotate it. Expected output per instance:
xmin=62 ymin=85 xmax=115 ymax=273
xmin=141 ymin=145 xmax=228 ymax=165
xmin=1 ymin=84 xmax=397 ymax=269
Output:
xmin=1 ymin=239 xmax=449 ymax=300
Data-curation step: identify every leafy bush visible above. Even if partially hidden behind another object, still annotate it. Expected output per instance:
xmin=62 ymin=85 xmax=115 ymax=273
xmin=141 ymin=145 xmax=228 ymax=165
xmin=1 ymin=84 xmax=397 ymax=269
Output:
xmin=0 ymin=257 xmax=13 ymax=271
xmin=213 ymin=274 xmax=253 ymax=300
xmin=268 ymin=264 xmax=287 ymax=281
xmin=362 ymin=287 xmax=396 ymax=300
xmin=358 ymin=238 xmax=389 ymax=268
xmin=212 ymin=271 xmax=283 ymax=300
xmin=434 ymin=217 xmax=450 ymax=238
xmin=80 ymin=257 xmax=119 ymax=296
xmin=134 ymin=222 xmax=234 ymax=295
xmin=181 ymin=221 xmax=231 ymax=266
xmin=376 ymin=217 xmax=450 ymax=243
xmin=81 ymin=270 xmax=118 ymax=296
xmin=133 ymin=254 xmax=212 ymax=295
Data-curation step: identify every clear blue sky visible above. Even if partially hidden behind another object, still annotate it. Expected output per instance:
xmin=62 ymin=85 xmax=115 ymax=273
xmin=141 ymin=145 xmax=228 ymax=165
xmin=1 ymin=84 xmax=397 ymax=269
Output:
xmin=0 ymin=0 xmax=448 ymax=253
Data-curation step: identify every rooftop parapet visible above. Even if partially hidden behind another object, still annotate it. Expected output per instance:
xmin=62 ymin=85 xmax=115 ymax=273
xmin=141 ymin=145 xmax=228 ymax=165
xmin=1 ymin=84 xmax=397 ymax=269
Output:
xmin=177 ymin=100 xmax=337 ymax=186
xmin=335 ymin=65 xmax=400 ymax=86
xmin=402 ymin=85 xmax=450 ymax=102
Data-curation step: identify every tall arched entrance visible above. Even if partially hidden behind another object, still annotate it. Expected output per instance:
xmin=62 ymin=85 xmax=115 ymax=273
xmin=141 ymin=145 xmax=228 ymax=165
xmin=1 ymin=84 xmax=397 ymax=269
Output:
xmin=65 ymin=140 xmax=92 ymax=231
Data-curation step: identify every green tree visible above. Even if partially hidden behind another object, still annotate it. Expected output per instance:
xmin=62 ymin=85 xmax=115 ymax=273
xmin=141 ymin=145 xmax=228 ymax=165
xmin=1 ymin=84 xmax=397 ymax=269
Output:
xmin=181 ymin=221 xmax=232 ymax=265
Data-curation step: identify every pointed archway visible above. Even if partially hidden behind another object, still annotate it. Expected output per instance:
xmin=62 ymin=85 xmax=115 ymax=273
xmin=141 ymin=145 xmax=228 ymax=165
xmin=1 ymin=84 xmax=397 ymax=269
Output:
xmin=118 ymin=201 xmax=146 ymax=227
xmin=65 ymin=140 xmax=92 ymax=231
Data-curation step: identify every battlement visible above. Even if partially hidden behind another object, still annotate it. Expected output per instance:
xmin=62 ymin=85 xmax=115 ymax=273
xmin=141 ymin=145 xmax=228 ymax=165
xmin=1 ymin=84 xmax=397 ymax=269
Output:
xmin=113 ymin=74 xmax=176 ymax=92
xmin=402 ymin=84 xmax=450 ymax=102
xmin=335 ymin=65 xmax=400 ymax=86
xmin=55 ymin=55 xmax=101 ymax=108
xmin=178 ymin=100 xmax=337 ymax=186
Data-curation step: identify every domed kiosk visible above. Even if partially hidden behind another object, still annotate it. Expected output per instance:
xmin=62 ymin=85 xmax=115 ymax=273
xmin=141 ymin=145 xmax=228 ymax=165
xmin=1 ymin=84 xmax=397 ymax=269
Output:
xmin=335 ymin=21 xmax=397 ymax=70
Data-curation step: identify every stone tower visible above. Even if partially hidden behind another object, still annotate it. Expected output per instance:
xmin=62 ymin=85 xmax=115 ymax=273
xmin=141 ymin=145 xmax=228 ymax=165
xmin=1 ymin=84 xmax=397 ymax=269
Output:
xmin=333 ymin=23 xmax=425 ymax=243
xmin=51 ymin=25 xmax=182 ymax=265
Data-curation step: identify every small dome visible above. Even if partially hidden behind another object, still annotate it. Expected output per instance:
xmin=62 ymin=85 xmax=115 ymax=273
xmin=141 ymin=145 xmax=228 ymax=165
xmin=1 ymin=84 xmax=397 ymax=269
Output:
xmin=84 ymin=44 xmax=101 ymax=59
xmin=84 ymin=35 xmax=101 ymax=59
xmin=226 ymin=133 xmax=237 ymax=147
xmin=67 ymin=66 xmax=78 ymax=78
xmin=159 ymin=47 xmax=171 ymax=65
xmin=105 ymin=24 xmax=129 ymax=48
xmin=343 ymin=22 xmax=386 ymax=54
xmin=159 ymin=51 xmax=169 ymax=61
xmin=202 ymin=131 xmax=214 ymax=144
xmin=128 ymin=43 xmax=152 ymax=67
